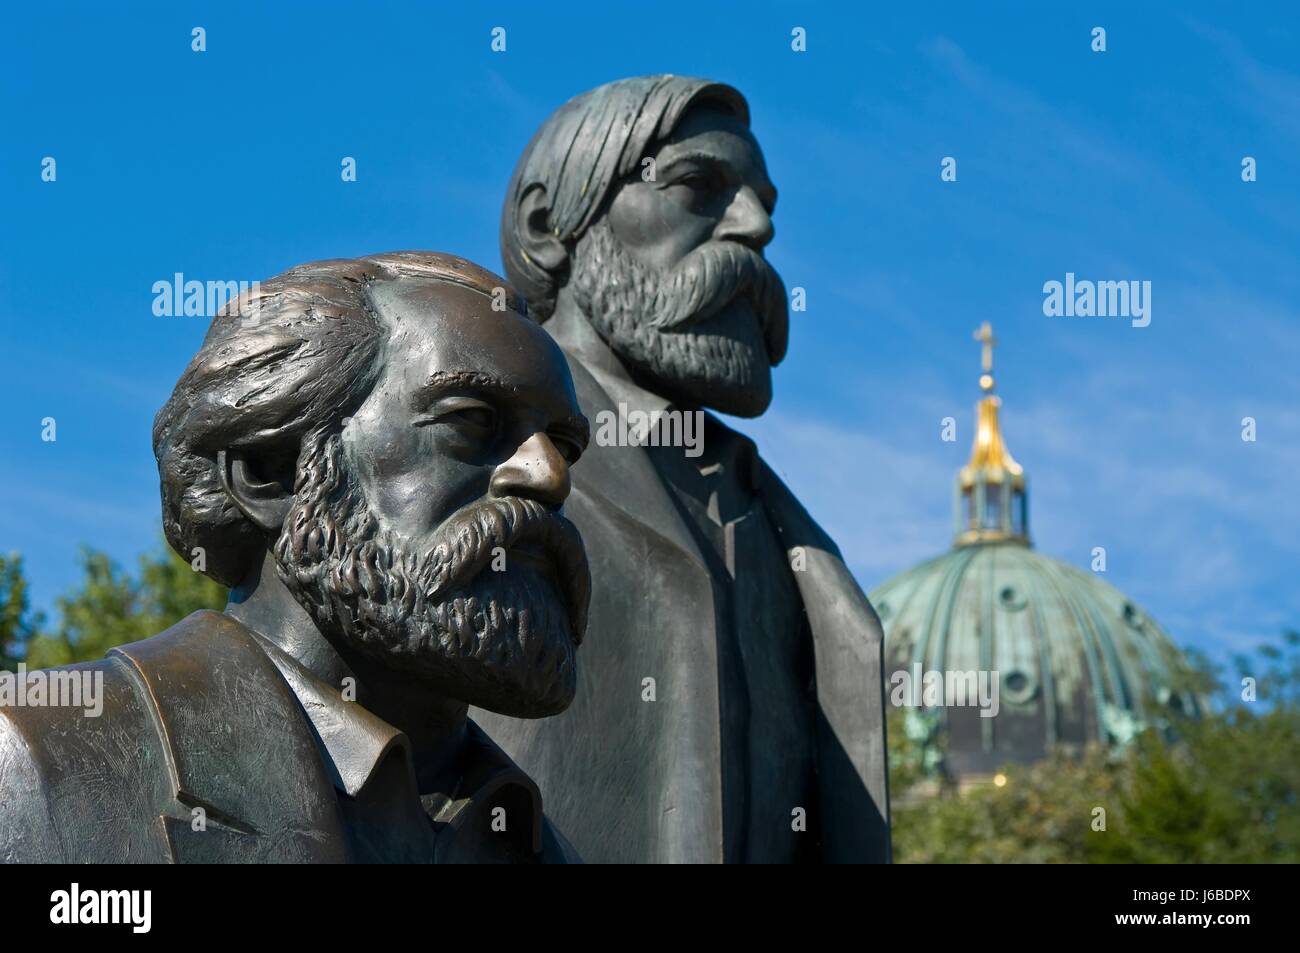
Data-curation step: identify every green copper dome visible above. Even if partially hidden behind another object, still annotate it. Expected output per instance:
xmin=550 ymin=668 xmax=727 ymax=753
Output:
xmin=872 ymin=543 xmax=1201 ymax=779
xmin=872 ymin=324 xmax=1200 ymax=780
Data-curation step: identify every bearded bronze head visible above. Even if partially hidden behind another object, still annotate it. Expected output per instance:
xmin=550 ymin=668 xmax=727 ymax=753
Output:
xmin=500 ymin=75 xmax=788 ymax=418
xmin=153 ymin=252 xmax=590 ymax=718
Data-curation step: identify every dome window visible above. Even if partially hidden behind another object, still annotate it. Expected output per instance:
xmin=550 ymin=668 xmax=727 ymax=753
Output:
xmin=1002 ymin=669 xmax=1038 ymax=705
xmin=999 ymin=585 xmax=1027 ymax=611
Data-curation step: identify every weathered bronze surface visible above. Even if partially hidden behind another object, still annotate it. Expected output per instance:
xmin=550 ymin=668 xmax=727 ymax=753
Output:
xmin=0 ymin=252 xmax=590 ymax=863
xmin=476 ymin=75 xmax=891 ymax=862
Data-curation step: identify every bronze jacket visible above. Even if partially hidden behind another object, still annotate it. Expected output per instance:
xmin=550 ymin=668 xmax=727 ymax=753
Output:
xmin=473 ymin=356 xmax=891 ymax=863
xmin=0 ymin=611 xmax=576 ymax=863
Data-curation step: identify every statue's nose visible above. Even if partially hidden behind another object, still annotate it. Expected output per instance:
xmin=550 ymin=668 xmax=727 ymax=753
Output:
xmin=715 ymin=185 xmax=774 ymax=250
xmin=489 ymin=432 xmax=571 ymax=508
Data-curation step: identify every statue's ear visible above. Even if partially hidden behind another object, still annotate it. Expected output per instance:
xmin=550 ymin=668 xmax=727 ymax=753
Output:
xmin=218 ymin=446 xmax=295 ymax=534
xmin=516 ymin=184 xmax=568 ymax=272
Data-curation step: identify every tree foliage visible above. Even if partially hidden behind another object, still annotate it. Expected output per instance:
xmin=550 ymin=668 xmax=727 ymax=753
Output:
xmin=890 ymin=631 xmax=1300 ymax=863
xmin=15 ymin=544 xmax=227 ymax=669
xmin=1 ymin=553 xmax=44 ymax=670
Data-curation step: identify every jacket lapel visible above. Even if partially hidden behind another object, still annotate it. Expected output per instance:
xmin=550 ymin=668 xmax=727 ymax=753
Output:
xmin=757 ymin=461 xmax=893 ymax=862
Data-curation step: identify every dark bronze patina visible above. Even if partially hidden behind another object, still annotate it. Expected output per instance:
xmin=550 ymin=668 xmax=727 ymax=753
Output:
xmin=475 ymin=75 xmax=891 ymax=863
xmin=0 ymin=253 xmax=590 ymax=863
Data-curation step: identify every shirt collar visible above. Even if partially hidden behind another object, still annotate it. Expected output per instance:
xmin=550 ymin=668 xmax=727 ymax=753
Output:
xmin=248 ymin=631 xmax=545 ymax=854
xmin=425 ymin=721 xmax=546 ymax=857
xmin=249 ymin=631 xmax=413 ymax=798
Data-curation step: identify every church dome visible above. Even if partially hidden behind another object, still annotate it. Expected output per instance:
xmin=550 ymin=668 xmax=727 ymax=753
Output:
xmin=872 ymin=324 xmax=1201 ymax=781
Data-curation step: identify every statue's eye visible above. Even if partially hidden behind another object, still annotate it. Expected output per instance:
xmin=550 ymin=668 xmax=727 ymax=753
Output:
xmin=443 ymin=405 xmax=495 ymax=430
xmin=664 ymin=166 xmax=728 ymax=215
xmin=673 ymin=170 xmax=720 ymax=194
xmin=415 ymin=398 xmax=498 ymax=437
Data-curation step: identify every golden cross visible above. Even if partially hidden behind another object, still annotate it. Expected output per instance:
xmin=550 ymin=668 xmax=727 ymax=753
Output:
xmin=974 ymin=322 xmax=996 ymax=392
xmin=974 ymin=321 xmax=996 ymax=371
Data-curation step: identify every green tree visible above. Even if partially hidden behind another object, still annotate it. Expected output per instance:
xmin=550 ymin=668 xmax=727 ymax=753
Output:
xmin=22 ymin=543 xmax=227 ymax=668
xmin=0 ymin=553 xmax=44 ymax=670
xmin=1086 ymin=708 xmax=1300 ymax=863
xmin=891 ymin=743 xmax=1126 ymax=863
xmin=890 ymin=632 xmax=1300 ymax=863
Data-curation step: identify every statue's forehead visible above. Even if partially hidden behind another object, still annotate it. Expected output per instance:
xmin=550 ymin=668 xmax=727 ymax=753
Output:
xmin=653 ymin=105 xmax=774 ymax=199
xmin=657 ymin=106 xmax=763 ymax=162
xmin=368 ymin=278 xmax=573 ymax=398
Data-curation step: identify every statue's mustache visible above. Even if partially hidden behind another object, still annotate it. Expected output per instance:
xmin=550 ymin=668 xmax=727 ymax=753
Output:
xmin=648 ymin=239 xmax=789 ymax=363
xmin=416 ymin=496 xmax=591 ymax=646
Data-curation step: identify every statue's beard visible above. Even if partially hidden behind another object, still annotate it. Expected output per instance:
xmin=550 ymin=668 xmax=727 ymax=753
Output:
xmin=271 ymin=434 xmax=589 ymax=718
xmin=569 ymin=222 xmax=789 ymax=418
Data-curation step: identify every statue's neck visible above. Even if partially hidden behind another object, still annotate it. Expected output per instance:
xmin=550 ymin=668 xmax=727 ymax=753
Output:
xmin=545 ymin=290 xmax=627 ymax=380
xmin=545 ymin=291 xmax=676 ymax=415
xmin=225 ymin=550 xmax=468 ymax=791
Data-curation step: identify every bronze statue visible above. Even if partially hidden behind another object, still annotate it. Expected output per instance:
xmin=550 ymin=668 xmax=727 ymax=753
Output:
xmin=477 ymin=75 xmax=890 ymax=862
xmin=0 ymin=253 xmax=591 ymax=863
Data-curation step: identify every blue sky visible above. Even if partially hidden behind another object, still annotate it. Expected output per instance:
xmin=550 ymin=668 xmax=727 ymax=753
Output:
xmin=2 ymin=2 xmax=1297 ymax=666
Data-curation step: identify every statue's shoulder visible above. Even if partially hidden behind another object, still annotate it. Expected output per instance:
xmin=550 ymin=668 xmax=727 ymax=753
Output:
xmin=1 ymin=650 xmax=116 ymax=858
xmin=751 ymin=449 xmax=842 ymax=558
xmin=0 ymin=644 xmax=165 ymax=861
xmin=106 ymin=608 xmax=271 ymax=688
xmin=752 ymin=450 xmax=885 ymax=639
xmin=0 ymin=610 xmax=328 ymax=863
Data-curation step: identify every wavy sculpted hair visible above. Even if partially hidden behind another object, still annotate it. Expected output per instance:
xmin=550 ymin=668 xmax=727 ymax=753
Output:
xmin=499 ymin=74 xmax=749 ymax=321
xmin=152 ymin=251 xmax=526 ymax=587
